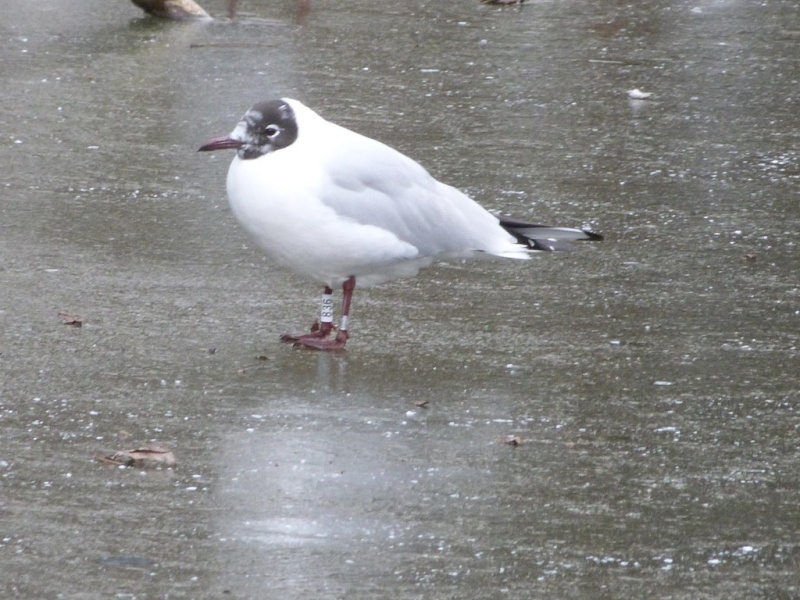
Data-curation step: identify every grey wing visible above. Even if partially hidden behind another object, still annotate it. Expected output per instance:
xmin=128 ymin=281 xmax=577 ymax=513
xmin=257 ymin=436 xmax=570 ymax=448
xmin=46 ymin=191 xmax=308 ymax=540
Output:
xmin=319 ymin=139 xmax=511 ymax=257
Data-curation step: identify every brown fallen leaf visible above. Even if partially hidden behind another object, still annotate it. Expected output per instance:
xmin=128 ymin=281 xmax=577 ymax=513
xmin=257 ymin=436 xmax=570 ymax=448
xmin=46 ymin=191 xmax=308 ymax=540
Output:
xmin=96 ymin=444 xmax=177 ymax=468
xmin=58 ymin=312 xmax=83 ymax=327
xmin=414 ymin=400 xmax=430 ymax=409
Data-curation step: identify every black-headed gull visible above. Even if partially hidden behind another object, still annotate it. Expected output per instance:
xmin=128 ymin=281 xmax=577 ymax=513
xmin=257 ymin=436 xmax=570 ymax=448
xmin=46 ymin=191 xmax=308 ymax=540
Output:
xmin=199 ymin=98 xmax=602 ymax=350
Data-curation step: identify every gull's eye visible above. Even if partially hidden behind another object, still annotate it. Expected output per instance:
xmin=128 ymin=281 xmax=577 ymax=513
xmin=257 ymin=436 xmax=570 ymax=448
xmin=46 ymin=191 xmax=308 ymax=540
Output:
xmin=264 ymin=125 xmax=280 ymax=138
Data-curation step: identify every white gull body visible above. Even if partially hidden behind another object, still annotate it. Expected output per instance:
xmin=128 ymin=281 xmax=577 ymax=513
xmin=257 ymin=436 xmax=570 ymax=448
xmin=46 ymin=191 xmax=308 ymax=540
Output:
xmin=224 ymin=99 xmax=530 ymax=288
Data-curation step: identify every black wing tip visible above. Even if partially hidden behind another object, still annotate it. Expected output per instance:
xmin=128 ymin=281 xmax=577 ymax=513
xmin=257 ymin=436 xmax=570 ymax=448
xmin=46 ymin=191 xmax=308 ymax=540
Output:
xmin=581 ymin=228 xmax=604 ymax=242
xmin=496 ymin=214 xmax=604 ymax=243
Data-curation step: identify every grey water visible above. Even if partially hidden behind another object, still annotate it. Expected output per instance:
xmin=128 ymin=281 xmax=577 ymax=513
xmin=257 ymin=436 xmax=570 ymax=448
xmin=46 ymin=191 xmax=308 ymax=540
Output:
xmin=1 ymin=0 xmax=798 ymax=598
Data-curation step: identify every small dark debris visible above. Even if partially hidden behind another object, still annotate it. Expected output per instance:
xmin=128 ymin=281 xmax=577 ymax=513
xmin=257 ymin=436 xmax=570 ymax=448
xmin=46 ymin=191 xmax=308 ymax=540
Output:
xmin=744 ymin=253 xmax=758 ymax=262
xmin=58 ymin=312 xmax=83 ymax=327
xmin=503 ymin=435 xmax=525 ymax=447
xmin=96 ymin=444 xmax=177 ymax=468
xmin=414 ymin=400 xmax=430 ymax=409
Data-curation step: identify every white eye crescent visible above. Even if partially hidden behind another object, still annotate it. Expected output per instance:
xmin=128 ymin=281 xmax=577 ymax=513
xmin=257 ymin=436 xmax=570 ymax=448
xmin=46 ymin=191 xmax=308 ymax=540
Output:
xmin=264 ymin=125 xmax=280 ymax=138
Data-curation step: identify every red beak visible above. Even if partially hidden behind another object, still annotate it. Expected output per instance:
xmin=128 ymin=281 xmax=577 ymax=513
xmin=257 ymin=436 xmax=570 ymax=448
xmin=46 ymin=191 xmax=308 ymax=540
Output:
xmin=198 ymin=136 xmax=243 ymax=152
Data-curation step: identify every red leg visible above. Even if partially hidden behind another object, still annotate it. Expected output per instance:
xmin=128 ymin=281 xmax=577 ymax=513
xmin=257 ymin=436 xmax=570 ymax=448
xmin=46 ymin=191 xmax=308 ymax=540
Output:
xmin=294 ymin=277 xmax=355 ymax=351
xmin=280 ymin=286 xmax=335 ymax=343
